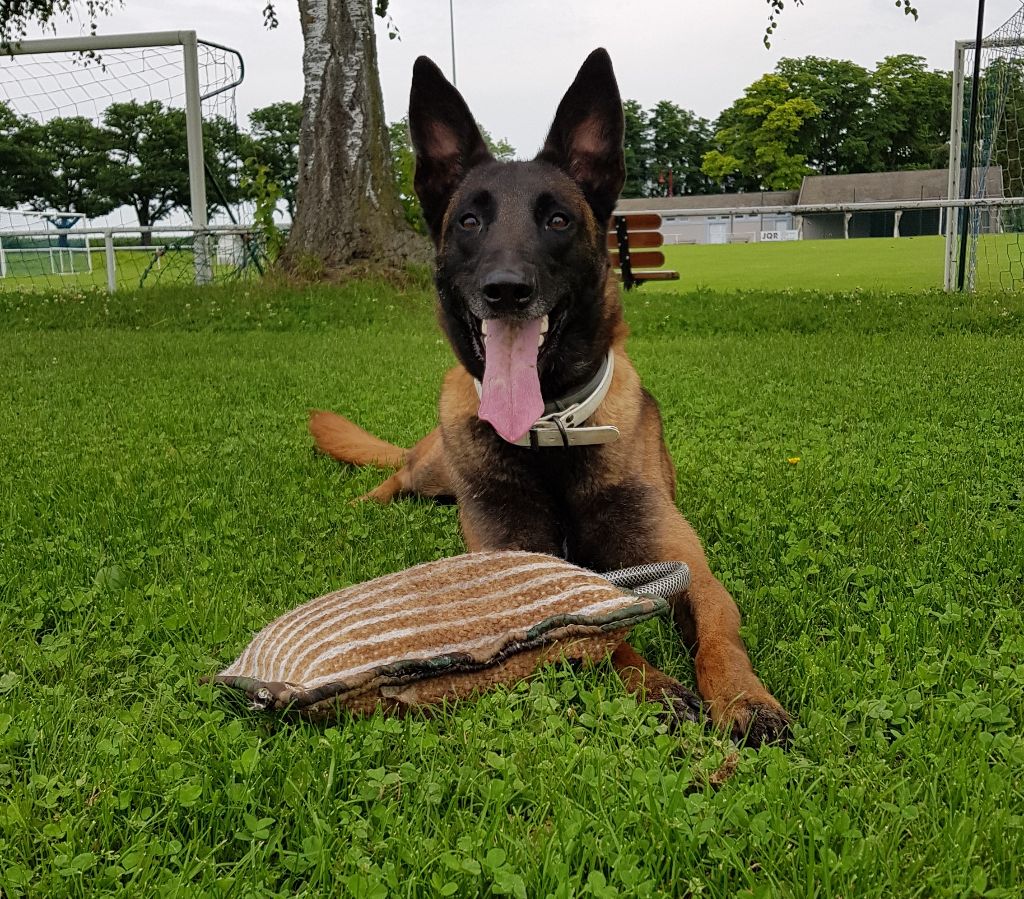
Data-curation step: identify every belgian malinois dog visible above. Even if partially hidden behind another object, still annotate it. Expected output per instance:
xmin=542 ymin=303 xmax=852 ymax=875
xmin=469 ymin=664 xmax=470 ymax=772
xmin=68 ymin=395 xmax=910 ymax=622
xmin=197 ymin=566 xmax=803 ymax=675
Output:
xmin=310 ymin=49 xmax=791 ymax=744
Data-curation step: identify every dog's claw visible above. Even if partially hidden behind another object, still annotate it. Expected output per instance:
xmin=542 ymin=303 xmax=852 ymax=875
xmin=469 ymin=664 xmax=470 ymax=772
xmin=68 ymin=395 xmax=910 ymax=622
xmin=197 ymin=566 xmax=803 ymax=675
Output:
xmin=729 ymin=702 xmax=793 ymax=748
xmin=659 ymin=684 xmax=707 ymax=731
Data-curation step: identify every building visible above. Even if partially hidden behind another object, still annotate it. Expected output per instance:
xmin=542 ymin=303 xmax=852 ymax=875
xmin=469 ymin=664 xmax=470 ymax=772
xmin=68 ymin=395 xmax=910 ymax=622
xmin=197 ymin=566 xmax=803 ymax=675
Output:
xmin=615 ymin=168 xmax=1004 ymax=244
xmin=616 ymin=191 xmax=798 ymax=245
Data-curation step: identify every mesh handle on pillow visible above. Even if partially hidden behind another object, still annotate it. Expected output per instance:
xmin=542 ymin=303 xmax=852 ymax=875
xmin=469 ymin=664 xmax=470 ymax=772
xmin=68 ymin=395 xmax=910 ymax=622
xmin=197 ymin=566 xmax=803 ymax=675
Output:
xmin=602 ymin=561 xmax=690 ymax=599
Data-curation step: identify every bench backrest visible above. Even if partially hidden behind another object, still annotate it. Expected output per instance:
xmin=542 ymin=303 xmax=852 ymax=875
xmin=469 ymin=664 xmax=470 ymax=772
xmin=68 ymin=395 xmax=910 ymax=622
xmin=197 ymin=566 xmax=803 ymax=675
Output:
xmin=608 ymin=213 xmax=675 ymax=290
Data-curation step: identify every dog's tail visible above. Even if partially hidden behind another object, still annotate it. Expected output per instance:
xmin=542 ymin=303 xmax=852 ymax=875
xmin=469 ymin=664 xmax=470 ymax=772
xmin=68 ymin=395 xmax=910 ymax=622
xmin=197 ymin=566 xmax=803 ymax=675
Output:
xmin=308 ymin=410 xmax=407 ymax=468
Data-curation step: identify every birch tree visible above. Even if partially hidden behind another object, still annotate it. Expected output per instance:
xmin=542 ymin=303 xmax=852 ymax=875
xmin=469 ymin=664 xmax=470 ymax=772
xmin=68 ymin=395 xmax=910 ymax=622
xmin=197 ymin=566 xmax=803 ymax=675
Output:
xmin=281 ymin=0 xmax=425 ymax=273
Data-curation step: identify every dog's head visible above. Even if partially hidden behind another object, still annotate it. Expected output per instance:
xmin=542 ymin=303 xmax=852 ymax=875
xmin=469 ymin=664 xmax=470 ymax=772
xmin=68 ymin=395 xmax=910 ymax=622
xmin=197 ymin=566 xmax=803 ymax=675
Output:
xmin=409 ymin=50 xmax=625 ymax=442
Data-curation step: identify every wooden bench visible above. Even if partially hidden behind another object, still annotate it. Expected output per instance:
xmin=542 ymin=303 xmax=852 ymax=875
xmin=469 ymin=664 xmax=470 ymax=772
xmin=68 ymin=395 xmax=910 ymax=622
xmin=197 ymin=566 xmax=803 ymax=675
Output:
xmin=608 ymin=213 xmax=680 ymax=290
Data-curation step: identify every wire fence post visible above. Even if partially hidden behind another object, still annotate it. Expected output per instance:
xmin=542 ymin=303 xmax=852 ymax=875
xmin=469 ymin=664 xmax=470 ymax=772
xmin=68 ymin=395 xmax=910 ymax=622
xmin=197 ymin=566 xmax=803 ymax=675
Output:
xmin=104 ymin=231 xmax=117 ymax=293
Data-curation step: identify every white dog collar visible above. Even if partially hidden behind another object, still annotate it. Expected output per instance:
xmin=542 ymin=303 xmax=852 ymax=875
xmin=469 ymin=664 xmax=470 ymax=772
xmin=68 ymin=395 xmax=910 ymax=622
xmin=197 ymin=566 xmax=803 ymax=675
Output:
xmin=474 ymin=351 xmax=620 ymax=448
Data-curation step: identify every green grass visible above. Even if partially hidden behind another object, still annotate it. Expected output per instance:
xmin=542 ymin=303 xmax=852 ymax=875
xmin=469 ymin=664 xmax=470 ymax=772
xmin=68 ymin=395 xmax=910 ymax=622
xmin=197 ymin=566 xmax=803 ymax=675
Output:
xmin=2 ymin=233 xmax=1018 ymax=295
xmin=650 ymin=236 xmax=946 ymax=293
xmin=1 ymin=282 xmax=1023 ymax=897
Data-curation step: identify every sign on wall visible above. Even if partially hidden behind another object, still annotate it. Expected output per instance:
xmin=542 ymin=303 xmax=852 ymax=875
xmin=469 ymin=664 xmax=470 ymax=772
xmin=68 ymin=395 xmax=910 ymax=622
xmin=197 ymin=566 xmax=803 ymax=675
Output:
xmin=759 ymin=230 xmax=800 ymax=242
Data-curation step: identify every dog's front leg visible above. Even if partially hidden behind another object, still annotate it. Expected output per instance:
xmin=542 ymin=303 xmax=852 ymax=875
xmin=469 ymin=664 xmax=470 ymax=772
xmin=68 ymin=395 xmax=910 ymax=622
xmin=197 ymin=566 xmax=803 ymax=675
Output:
xmin=610 ymin=643 xmax=705 ymax=729
xmin=655 ymin=511 xmax=792 ymax=746
xmin=569 ymin=485 xmax=790 ymax=745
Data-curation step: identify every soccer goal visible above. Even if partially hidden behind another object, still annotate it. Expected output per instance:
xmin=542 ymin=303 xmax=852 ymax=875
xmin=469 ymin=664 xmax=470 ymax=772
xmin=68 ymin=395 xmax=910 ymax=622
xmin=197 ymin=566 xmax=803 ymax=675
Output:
xmin=0 ymin=211 xmax=93 ymax=278
xmin=946 ymin=5 xmax=1024 ymax=291
xmin=0 ymin=31 xmax=244 ymax=286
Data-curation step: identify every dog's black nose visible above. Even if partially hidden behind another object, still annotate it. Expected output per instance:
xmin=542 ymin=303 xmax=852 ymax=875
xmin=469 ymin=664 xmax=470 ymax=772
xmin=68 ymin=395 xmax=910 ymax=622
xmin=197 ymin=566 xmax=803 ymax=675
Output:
xmin=481 ymin=270 xmax=535 ymax=310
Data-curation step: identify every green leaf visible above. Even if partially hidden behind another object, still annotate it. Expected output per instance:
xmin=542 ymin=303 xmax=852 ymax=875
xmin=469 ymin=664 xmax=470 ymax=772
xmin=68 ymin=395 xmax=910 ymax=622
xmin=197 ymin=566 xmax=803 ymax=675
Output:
xmin=175 ymin=782 xmax=203 ymax=807
xmin=93 ymin=564 xmax=127 ymax=592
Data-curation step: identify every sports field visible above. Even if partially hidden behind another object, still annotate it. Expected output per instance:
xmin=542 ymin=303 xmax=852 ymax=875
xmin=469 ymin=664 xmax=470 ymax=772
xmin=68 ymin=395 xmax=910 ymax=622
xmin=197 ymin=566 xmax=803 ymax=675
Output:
xmin=1 ymin=282 xmax=1022 ymax=896
xmin=2 ymin=234 xmax=1020 ymax=294
xmin=652 ymin=236 xmax=944 ymax=293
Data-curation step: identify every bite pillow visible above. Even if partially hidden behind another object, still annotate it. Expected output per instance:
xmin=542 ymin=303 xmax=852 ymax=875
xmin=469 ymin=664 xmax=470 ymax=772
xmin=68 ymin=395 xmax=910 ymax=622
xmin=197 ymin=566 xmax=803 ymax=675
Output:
xmin=213 ymin=550 xmax=689 ymax=720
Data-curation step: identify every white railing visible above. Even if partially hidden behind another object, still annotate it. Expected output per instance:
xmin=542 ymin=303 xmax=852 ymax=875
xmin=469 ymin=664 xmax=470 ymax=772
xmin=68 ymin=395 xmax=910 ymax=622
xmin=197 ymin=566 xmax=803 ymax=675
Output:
xmin=616 ymin=197 xmax=1024 ymax=290
xmin=0 ymin=224 xmax=260 ymax=292
xmin=617 ymin=196 xmax=1024 ymax=218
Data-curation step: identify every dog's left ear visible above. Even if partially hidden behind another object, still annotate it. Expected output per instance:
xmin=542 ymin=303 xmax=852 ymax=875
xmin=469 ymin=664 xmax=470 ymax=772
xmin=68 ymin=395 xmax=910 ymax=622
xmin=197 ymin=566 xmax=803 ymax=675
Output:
xmin=536 ymin=48 xmax=625 ymax=225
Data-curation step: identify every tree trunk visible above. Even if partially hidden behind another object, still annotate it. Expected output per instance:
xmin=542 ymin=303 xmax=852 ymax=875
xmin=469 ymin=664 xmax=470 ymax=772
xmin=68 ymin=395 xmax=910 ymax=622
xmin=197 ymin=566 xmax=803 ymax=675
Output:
xmin=283 ymin=0 xmax=426 ymax=273
xmin=138 ymin=204 xmax=152 ymax=247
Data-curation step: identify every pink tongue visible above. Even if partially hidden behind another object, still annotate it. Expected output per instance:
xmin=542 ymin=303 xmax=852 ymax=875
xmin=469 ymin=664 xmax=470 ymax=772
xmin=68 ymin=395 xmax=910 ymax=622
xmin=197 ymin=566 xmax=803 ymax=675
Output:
xmin=478 ymin=318 xmax=545 ymax=442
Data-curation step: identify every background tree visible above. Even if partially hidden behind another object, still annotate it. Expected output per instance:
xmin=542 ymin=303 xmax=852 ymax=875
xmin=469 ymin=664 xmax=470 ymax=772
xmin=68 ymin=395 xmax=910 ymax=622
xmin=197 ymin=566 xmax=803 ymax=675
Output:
xmin=702 ymin=74 xmax=820 ymax=191
xmin=868 ymin=54 xmax=951 ymax=171
xmin=0 ymin=102 xmax=49 ymax=208
xmin=0 ymin=1 xmax=122 ymax=46
xmin=247 ymin=100 xmax=301 ymax=217
xmin=388 ymin=116 xmax=421 ymax=234
xmin=648 ymin=100 xmax=714 ymax=195
xmin=101 ymin=100 xmax=190 ymax=244
xmin=482 ymin=128 xmax=515 ymax=162
xmin=774 ymin=56 xmax=872 ymax=174
xmin=21 ymin=116 xmax=117 ymax=217
xmin=621 ymin=99 xmax=651 ymax=198
xmin=762 ymin=0 xmax=919 ymax=48
xmin=203 ymin=113 xmax=250 ymax=217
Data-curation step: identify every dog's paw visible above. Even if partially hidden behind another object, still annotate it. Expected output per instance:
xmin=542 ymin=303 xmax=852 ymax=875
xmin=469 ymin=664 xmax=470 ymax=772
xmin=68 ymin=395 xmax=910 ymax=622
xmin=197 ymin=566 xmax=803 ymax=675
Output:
xmin=727 ymin=701 xmax=793 ymax=748
xmin=658 ymin=684 xmax=707 ymax=731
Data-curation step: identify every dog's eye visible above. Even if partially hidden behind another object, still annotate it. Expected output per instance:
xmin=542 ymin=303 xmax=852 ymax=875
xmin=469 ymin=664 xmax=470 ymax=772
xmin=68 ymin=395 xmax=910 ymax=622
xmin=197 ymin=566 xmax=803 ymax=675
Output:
xmin=547 ymin=213 xmax=571 ymax=231
xmin=459 ymin=213 xmax=481 ymax=230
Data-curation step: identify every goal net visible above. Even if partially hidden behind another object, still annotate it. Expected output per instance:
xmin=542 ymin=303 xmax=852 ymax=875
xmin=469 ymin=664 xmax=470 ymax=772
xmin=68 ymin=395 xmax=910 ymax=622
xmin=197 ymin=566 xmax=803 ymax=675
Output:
xmin=947 ymin=5 xmax=1024 ymax=291
xmin=0 ymin=211 xmax=93 ymax=278
xmin=0 ymin=32 xmax=245 ymax=288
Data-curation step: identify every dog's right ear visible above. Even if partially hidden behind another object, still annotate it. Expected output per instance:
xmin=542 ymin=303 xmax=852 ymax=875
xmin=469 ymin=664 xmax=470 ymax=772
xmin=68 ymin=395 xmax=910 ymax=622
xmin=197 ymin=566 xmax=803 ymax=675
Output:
xmin=409 ymin=56 xmax=493 ymax=241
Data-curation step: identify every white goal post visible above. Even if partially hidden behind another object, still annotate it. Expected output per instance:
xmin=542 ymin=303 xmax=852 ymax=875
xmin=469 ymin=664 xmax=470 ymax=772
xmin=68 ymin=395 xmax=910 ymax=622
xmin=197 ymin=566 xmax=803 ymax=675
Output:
xmin=946 ymin=13 xmax=1024 ymax=291
xmin=2 ymin=31 xmax=243 ymax=285
xmin=0 ymin=210 xmax=92 ymax=278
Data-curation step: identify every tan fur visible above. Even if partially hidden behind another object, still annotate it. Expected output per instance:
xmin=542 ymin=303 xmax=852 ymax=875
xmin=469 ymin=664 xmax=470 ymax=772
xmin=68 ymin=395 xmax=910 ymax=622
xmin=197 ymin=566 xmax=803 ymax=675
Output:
xmin=312 ymin=310 xmax=789 ymax=739
xmin=309 ymin=410 xmax=407 ymax=468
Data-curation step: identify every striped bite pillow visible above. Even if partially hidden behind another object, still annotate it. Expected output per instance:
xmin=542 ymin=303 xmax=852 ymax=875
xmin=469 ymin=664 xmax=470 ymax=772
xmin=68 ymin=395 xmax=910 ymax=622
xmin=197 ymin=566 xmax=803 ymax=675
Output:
xmin=213 ymin=551 xmax=689 ymax=720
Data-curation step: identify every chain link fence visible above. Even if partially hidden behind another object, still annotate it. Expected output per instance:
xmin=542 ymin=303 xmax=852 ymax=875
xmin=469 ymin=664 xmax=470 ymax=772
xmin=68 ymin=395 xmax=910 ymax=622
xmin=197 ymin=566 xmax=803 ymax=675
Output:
xmin=0 ymin=225 xmax=272 ymax=292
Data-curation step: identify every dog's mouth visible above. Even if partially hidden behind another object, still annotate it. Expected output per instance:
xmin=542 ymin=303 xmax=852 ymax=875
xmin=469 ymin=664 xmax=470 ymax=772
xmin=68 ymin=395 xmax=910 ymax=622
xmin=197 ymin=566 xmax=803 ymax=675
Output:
xmin=466 ymin=312 xmax=551 ymax=360
xmin=466 ymin=312 xmax=553 ymax=443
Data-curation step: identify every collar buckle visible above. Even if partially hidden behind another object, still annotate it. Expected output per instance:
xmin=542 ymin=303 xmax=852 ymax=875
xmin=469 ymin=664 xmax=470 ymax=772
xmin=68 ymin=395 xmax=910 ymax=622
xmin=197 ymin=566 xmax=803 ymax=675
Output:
xmin=518 ymin=351 xmax=618 ymax=447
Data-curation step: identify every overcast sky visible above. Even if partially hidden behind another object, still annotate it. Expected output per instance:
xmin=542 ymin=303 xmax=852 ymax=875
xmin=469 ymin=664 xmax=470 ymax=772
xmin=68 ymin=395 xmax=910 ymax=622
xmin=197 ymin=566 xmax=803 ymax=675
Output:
xmin=23 ymin=0 xmax=1024 ymax=155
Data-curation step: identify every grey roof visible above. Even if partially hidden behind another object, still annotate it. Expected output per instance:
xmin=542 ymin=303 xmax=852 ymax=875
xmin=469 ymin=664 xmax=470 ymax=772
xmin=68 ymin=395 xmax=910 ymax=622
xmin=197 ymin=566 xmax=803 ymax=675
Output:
xmin=616 ymin=191 xmax=798 ymax=213
xmin=797 ymin=168 xmax=1003 ymax=204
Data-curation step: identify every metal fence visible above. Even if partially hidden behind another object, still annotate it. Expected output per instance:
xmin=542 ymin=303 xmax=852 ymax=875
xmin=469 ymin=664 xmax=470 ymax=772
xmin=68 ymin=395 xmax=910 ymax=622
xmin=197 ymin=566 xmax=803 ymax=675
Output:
xmin=616 ymin=197 xmax=1024 ymax=290
xmin=0 ymin=225 xmax=270 ymax=293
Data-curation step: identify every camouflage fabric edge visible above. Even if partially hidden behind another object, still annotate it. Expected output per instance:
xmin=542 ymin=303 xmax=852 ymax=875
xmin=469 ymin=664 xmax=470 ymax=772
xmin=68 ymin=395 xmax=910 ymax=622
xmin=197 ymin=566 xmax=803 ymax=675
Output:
xmin=212 ymin=594 xmax=669 ymax=715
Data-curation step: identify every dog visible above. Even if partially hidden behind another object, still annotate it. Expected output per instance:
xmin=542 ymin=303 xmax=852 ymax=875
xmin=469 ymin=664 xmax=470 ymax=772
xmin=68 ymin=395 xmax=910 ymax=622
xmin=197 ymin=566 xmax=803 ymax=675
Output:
xmin=309 ymin=49 xmax=791 ymax=745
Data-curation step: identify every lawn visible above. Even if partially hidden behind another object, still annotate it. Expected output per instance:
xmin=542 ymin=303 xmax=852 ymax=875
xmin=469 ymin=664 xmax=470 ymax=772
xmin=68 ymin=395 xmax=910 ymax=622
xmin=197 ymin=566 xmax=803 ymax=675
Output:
xmin=2 ymin=234 xmax=1018 ymax=295
xmin=651 ymin=236 xmax=946 ymax=293
xmin=1 ymin=282 xmax=1023 ymax=897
